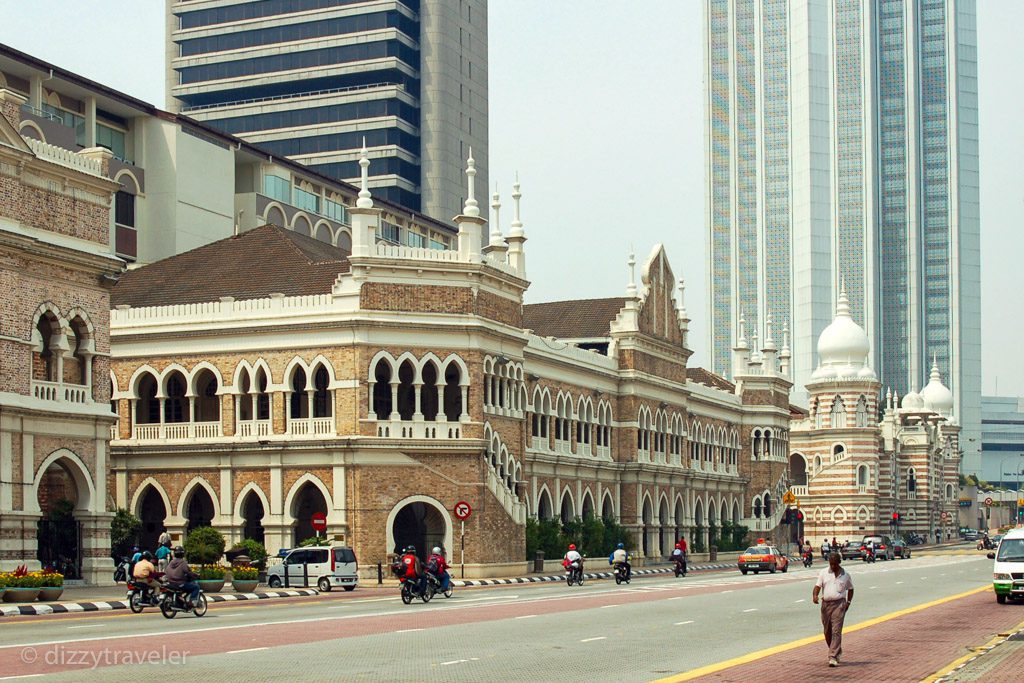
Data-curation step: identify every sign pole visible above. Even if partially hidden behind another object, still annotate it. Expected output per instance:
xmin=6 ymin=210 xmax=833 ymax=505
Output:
xmin=460 ymin=521 xmax=465 ymax=579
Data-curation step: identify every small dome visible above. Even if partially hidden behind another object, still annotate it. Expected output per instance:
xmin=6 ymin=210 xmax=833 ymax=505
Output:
xmin=920 ymin=359 xmax=954 ymax=416
xmin=902 ymin=389 xmax=924 ymax=411
xmin=815 ymin=283 xmax=871 ymax=378
xmin=857 ymin=363 xmax=877 ymax=379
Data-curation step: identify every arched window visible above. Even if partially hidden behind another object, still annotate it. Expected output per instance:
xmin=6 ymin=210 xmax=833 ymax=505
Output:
xmin=289 ymin=367 xmax=308 ymax=419
xmin=136 ymin=373 xmax=159 ymax=424
xmin=254 ymin=368 xmax=270 ymax=420
xmin=907 ymin=468 xmax=917 ymax=493
xmin=752 ymin=429 xmax=762 ymax=460
xmin=763 ymin=493 xmax=772 ymax=517
xmin=753 ymin=496 xmax=762 ymax=518
xmin=420 ymin=361 xmax=439 ymax=421
xmin=857 ymin=464 xmax=869 ymax=488
xmin=164 ymin=372 xmax=187 ymax=423
xmin=831 ymin=396 xmax=847 ymax=428
xmin=443 ymin=363 xmax=462 ymax=421
xmin=371 ymin=360 xmax=392 ymax=420
xmin=855 ymin=395 xmax=868 ymax=427
xmin=397 ymin=360 xmax=416 ymax=421
xmin=193 ymin=369 xmax=219 ymax=422
xmin=312 ymin=365 xmax=331 ymax=418
xmin=833 ymin=444 xmax=845 ymax=460
xmin=33 ymin=311 xmax=63 ymax=382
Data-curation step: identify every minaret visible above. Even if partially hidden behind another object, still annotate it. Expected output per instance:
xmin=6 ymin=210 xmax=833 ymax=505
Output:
xmin=732 ymin=311 xmax=750 ymax=378
xmin=761 ymin=311 xmax=778 ymax=375
xmin=483 ymin=183 xmax=508 ymax=262
xmin=677 ymin=278 xmax=691 ymax=348
xmin=455 ymin=149 xmax=485 ymax=263
xmin=779 ymin=320 xmax=792 ymax=377
xmin=505 ymin=174 xmax=528 ymax=277
xmin=349 ymin=139 xmax=380 ymax=257
xmin=748 ymin=328 xmax=763 ymax=373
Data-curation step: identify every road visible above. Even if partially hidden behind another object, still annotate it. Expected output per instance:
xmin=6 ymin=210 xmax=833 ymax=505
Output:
xmin=0 ymin=552 xmax=1015 ymax=682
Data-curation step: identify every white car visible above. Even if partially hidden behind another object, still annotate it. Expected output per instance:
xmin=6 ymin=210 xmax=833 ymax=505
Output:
xmin=266 ymin=546 xmax=358 ymax=592
xmin=989 ymin=528 xmax=1024 ymax=604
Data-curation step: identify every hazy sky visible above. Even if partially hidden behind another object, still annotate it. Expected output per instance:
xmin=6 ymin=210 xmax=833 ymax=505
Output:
xmin=1 ymin=1 xmax=1021 ymax=394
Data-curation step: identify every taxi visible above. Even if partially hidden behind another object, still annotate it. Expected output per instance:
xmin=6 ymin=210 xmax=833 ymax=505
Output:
xmin=738 ymin=539 xmax=789 ymax=575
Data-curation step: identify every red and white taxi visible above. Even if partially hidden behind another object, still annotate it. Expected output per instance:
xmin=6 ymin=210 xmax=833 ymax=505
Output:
xmin=738 ymin=540 xmax=789 ymax=575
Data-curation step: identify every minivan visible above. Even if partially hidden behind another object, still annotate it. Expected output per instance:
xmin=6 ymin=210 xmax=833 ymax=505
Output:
xmin=266 ymin=546 xmax=358 ymax=592
xmin=988 ymin=527 xmax=1024 ymax=604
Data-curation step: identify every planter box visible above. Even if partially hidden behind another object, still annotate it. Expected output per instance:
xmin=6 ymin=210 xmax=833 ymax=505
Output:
xmin=232 ymin=580 xmax=259 ymax=593
xmin=197 ymin=579 xmax=225 ymax=593
xmin=3 ymin=587 xmax=40 ymax=603
xmin=38 ymin=587 xmax=64 ymax=602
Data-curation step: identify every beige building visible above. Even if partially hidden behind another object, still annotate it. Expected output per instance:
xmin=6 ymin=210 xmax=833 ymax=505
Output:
xmin=0 ymin=88 xmax=122 ymax=583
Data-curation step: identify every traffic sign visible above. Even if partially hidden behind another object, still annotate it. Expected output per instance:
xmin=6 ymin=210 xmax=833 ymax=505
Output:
xmin=454 ymin=501 xmax=472 ymax=521
xmin=941 ymin=511 xmax=950 ymax=521
xmin=985 ymin=497 xmax=993 ymax=507
xmin=782 ymin=491 xmax=796 ymax=505
xmin=311 ymin=511 xmax=327 ymax=532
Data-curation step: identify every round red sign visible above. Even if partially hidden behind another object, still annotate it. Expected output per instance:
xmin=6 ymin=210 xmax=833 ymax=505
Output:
xmin=311 ymin=511 xmax=327 ymax=532
xmin=454 ymin=501 xmax=472 ymax=521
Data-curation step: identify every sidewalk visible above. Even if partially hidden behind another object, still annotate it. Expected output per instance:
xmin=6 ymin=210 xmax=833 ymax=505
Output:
xmin=0 ymin=588 xmax=318 ymax=617
xmin=933 ymin=619 xmax=1024 ymax=682
xmin=453 ymin=559 xmax=734 ymax=587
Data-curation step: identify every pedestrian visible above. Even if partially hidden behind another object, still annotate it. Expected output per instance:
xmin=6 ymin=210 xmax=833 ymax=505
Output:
xmin=812 ymin=552 xmax=855 ymax=667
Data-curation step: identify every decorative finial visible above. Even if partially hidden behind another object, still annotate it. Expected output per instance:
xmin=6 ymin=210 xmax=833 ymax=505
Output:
xmin=626 ymin=250 xmax=637 ymax=297
xmin=738 ymin=310 xmax=747 ymax=347
xmin=678 ymin=278 xmax=687 ymax=314
xmin=764 ymin=310 xmax=776 ymax=349
xmin=886 ymin=387 xmax=893 ymax=409
xmin=836 ymin=277 xmax=851 ymax=317
xmin=356 ymin=137 xmax=373 ymax=208
xmin=509 ymin=173 xmax=524 ymax=237
xmin=489 ymin=183 xmax=502 ymax=245
xmin=462 ymin=148 xmax=479 ymax=217
xmin=781 ymin=320 xmax=790 ymax=355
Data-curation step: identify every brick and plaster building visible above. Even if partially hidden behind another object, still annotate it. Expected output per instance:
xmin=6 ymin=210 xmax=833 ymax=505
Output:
xmin=108 ymin=154 xmax=796 ymax=576
xmin=788 ymin=286 xmax=961 ymax=545
xmin=0 ymin=87 xmax=122 ymax=583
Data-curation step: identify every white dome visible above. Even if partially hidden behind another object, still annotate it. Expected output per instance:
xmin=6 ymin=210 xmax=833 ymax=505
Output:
xmin=857 ymin=362 xmax=877 ymax=380
xmin=920 ymin=360 xmax=954 ymax=416
xmin=902 ymin=389 xmax=924 ymax=411
xmin=814 ymin=283 xmax=872 ymax=377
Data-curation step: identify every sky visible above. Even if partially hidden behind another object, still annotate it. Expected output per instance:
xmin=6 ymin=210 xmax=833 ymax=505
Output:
xmin=0 ymin=1 xmax=1021 ymax=394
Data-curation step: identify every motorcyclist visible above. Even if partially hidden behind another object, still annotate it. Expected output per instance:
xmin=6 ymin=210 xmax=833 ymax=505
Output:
xmin=132 ymin=551 xmax=161 ymax=598
xmin=563 ymin=543 xmax=583 ymax=581
xmin=609 ymin=542 xmax=631 ymax=580
xmin=164 ymin=546 xmax=200 ymax=608
xmin=400 ymin=545 xmax=427 ymax=596
xmin=426 ymin=547 xmax=450 ymax=592
xmin=821 ymin=538 xmax=830 ymax=559
xmin=803 ymin=542 xmax=814 ymax=566
xmin=670 ymin=542 xmax=686 ymax=576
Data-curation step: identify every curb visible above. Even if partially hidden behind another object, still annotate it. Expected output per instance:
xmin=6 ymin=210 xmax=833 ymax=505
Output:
xmin=452 ymin=562 xmax=734 ymax=587
xmin=0 ymin=589 xmax=319 ymax=617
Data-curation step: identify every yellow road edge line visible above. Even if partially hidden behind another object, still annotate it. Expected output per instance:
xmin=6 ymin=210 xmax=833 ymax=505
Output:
xmin=919 ymin=616 xmax=1024 ymax=683
xmin=650 ymin=585 xmax=990 ymax=683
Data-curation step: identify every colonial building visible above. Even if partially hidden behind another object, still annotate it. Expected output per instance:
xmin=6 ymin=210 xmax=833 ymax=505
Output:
xmin=108 ymin=153 xmax=794 ymax=576
xmin=0 ymin=88 xmax=122 ymax=583
xmin=788 ymin=286 xmax=961 ymax=544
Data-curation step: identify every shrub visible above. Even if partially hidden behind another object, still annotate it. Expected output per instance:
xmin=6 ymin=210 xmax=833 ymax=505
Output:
xmin=230 ymin=539 xmax=268 ymax=568
xmin=298 ymin=536 xmax=327 ymax=548
xmin=37 ymin=570 xmax=63 ymax=587
xmin=184 ymin=527 xmax=226 ymax=565
xmin=0 ymin=571 xmax=46 ymax=588
xmin=692 ymin=526 xmax=706 ymax=553
xmin=231 ymin=564 xmax=259 ymax=581
xmin=197 ymin=564 xmax=227 ymax=580
xmin=110 ymin=508 xmax=142 ymax=559
xmin=525 ymin=516 xmax=635 ymax=560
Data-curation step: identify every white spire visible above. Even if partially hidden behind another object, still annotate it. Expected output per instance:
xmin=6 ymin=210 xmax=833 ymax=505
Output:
xmin=626 ymin=250 xmax=637 ymax=298
xmin=489 ymin=183 xmax=503 ymax=246
xmin=356 ymin=137 xmax=373 ymax=209
xmin=678 ymin=278 xmax=687 ymax=315
xmin=780 ymin=320 xmax=791 ymax=356
xmin=509 ymin=172 xmax=524 ymax=237
xmin=462 ymin=148 xmax=480 ymax=217
xmin=763 ymin=310 xmax=776 ymax=350
xmin=737 ymin=311 xmax=748 ymax=348
xmin=837 ymin=277 xmax=850 ymax=317
xmin=886 ymin=386 xmax=893 ymax=410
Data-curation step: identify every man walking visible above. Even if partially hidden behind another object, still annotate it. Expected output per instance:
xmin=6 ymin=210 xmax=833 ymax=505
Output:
xmin=812 ymin=552 xmax=854 ymax=667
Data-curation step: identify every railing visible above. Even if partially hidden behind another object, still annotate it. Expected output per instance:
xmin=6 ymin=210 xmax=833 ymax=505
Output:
xmin=20 ymin=103 xmax=63 ymax=123
xmin=485 ymin=469 xmax=527 ymax=524
xmin=25 ymin=138 xmax=103 ymax=176
xmin=109 ymin=424 xmax=118 ymax=440
xmin=181 ymin=82 xmax=405 ymax=112
xmin=237 ymin=420 xmax=272 ymax=438
xmin=287 ymin=416 xmax=335 ymax=436
xmin=32 ymin=380 xmax=89 ymax=404
xmin=530 ymin=436 xmax=548 ymax=451
xmin=374 ymin=242 xmax=462 ymax=261
xmin=373 ymin=420 xmax=462 ymax=439
xmin=131 ymin=421 xmax=223 ymax=440
xmin=112 ymin=292 xmax=336 ymax=325
xmin=790 ymin=485 xmax=808 ymax=497
xmin=857 ymin=485 xmax=868 ymax=495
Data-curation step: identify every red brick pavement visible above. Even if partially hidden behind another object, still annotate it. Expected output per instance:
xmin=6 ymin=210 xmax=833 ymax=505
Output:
xmin=694 ymin=590 xmax=1024 ymax=682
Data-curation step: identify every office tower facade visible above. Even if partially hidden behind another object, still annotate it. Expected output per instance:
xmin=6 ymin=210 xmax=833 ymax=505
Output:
xmin=704 ymin=0 xmax=981 ymax=472
xmin=165 ymin=0 xmax=488 ymax=223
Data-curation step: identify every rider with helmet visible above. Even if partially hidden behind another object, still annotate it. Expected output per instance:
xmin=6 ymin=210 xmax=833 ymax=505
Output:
xmin=163 ymin=546 xmax=200 ymax=607
xmin=132 ymin=550 xmax=160 ymax=594
xmin=426 ymin=546 xmax=450 ymax=592
xmin=563 ymin=543 xmax=583 ymax=581
xmin=670 ymin=542 xmax=686 ymax=576
xmin=400 ymin=545 xmax=427 ymax=596
xmin=609 ymin=542 xmax=631 ymax=580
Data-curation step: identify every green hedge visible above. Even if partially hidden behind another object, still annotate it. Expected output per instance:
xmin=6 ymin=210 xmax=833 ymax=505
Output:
xmin=184 ymin=526 xmax=225 ymax=565
xmin=526 ymin=516 xmax=634 ymax=560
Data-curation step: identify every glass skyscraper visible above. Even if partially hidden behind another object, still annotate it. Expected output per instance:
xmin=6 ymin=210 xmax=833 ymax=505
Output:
xmin=704 ymin=0 xmax=981 ymax=473
xmin=165 ymin=0 xmax=488 ymax=223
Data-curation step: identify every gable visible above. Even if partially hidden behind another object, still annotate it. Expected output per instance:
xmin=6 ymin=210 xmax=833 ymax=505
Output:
xmin=0 ymin=110 xmax=34 ymax=155
xmin=636 ymin=245 xmax=684 ymax=346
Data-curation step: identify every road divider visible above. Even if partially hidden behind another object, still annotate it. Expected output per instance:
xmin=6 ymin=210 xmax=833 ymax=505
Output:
xmin=0 ymin=589 xmax=319 ymax=618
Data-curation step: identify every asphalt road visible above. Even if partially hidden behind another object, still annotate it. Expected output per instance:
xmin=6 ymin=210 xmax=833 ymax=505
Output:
xmin=0 ymin=553 xmax=995 ymax=682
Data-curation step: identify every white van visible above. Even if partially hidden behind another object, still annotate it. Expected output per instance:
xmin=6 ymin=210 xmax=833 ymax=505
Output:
xmin=266 ymin=546 xmax=358 ymax=592
xmin=988 ymin=527 xmax=1024 ymax=604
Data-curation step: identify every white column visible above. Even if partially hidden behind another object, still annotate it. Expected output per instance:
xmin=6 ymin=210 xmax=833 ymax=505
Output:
xmin=84 ymin=95 xmax=97 ymax=148
xmin=436 ymin=385 xmax=446 ymax=422
xmin=23 ymin=434 xmax=37 ymax=513
xmin=413 ymin=382 xmax=423 ymax=420
xmin=94 ymin=435 xmax=107 ymax=514
xmin=389 ymin=382 xmax=400 ymax=420
xmin=306 ymin=390 xmax=314 ymax=419
xmin=0 ymin=431 xmax=12 ymax=511
xmin=460 ymin=386 xmax=469 ymax=422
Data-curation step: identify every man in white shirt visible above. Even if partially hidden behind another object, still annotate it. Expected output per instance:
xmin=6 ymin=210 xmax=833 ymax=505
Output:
xmin=812 ymin=552 xmax=855 ymax=667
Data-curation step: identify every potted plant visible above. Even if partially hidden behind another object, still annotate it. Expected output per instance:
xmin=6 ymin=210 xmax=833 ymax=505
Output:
xmin=1 ymin=565 xmax=42 ymax=603
xmin=230 ymin=563 xmax=259 ymax=593
xmin=196 ymin=564 xmax=226 ymax=593
xmin=37 ymin=570 xmax=64 ymax=602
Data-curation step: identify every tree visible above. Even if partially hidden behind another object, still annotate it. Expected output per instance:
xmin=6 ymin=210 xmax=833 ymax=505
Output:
xmin=230 ymin=539 xmax=268 ymax=568
xmin=184 ymin=526 xmax=225 ymax=564
xmin=110 ymin=508 xmax=141 ymax=560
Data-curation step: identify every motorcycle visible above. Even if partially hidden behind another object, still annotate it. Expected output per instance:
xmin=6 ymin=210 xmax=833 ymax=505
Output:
xmin=113 ymin=557 xmax=131 ymax=583
xmin=977 ymin=538 xmax=995 ymax=551
xmin=426 ymin=571 xmax=454 ymax=599
xmin=399 ymin=576 xmax=432 ymax=604
xmin=862 ymin=546 xmax=876 ymax=563
xmin=614 ymin=563 xmax=631 ymax=585
xmin=565 ymin=561 xmax=585 ymax=587
xmin=159 ymin=584 xmax=207 ymax=618
xmin=672 ymin=556 xmax=686 ymax=578
xmin=802 ymin=551 xmax=814 ymax=568
xmin=128 ymin=578 xmax=163 ymax=613
xmin=906 ymin=534 xmax=924 ymax=546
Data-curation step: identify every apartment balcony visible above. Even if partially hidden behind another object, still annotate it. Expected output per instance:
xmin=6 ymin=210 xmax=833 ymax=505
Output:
xmin=373 ymin=420 xmax=462 ymax=440
xmin=131 ymin=421 xmax=223 ymax=441
xmin=286 ymin=417 xmax=335 ymax=437
xmin=31 ymin=380 xmax=89 ymax=405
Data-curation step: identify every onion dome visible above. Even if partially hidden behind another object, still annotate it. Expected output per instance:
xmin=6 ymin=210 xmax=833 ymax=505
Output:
xmin=813 ymin=281 xmax=872 ymax=380
xmin=902 ymin=388 xmax=924 ymax=411
xmin=919 ymin=358 xmax=954 ymax=416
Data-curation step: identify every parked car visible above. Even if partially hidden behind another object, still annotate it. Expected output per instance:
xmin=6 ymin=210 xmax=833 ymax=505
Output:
xmin=266 ymin=546 xmax=358 ymax=592
xmin=962 ymin=528 xmax=979 ymax=541
xmin=738 ymin=543 xmax=789 ymax=575
xmin=839 ymin=542 xmax=862 ymax=561
xmin=891 ymin=536 xmax=912 ymax=559
xmin=860 ymin=535 xmax=896 ymax=561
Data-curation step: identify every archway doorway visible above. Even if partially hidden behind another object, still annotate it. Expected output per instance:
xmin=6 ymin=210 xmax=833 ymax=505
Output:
xmin=185 ymin=485 xmax=215 ymax=534
xmin=36 ymin=460 xmax=81 ymax=579
xmin=391 ymin=500 xmax=447 ymax=561
xmin=241 ymin=490 xmax=265 ymax=545
xmin=790 ymin=453 xmax=808 ymax=486
xmin=292 ymin=481 xmax=328 ymax=546
xmin=138 ymin=486 xmax=167 ymax=552
xmin=537 ymin=489 xmax=553 ymax=521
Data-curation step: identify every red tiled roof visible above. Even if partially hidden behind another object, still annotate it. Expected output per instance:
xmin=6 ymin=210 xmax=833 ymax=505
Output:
xmin=686 ymin=367 xmax=736 ymax=392
xmin=522 ymin=297 xmax=627 ymax=339
xmin=112 ymin=225 xmax=350 ymax=308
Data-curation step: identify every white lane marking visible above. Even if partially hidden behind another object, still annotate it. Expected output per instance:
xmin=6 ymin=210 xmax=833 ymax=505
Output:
xmin=226 ymin=647 xmax=269 ymax=655
xmin=674 ymin=620 xmax=694 ymax=626
xmin=395 ymin=628 xmax=423 ymax=633
xmin=515 ymin=614 xmax=537 ymax=620
xmin=721 ymin=590 xmax=733 ymax=594
xmin=896 ymin=581 xmax=904 ymax=584
xmin=440 ymin=658 xmax=479 ymax=666
xmin=794 ymin=599 xmax=805 ymax=603
xmin=67 ymin=624 xmax=105 ymax=630
xmin=870 ymin=586 xmax=878 ymax=590
xmin=600 ymin=604 xmax=619 ymax=609
xmin=0 ymin=676 xmax=45 ymax=681
xmin=581 ymin=637 xmax=607 ymax=643
xmin=743 ymin=608 xmax=758 ymax=613
xmin=668 ymin=596 xmax=684 ymax=601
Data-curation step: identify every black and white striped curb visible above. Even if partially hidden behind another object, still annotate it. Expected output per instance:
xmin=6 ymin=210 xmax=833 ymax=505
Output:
xmin=0 ymin=589 xmax=319 ymax=617
xmin=452 ymin=562 xmax=735 ymax=587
